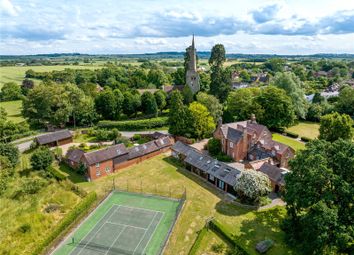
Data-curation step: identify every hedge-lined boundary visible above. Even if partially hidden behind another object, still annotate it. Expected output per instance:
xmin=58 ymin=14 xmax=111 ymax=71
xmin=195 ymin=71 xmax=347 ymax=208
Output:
xmin=209 ymin=220 xmax=250 ymax=255
xmin=48 ymin=166 xmax=67 ymax=181
xmin=300 ymin=136 xmax=313 ymax=142
xmin=32 ymin=191 xmax=97 ymax=255
xmin=284 ymin=131 xmax=299 ymax=138
xmin=188 ymin=227 xmax=209 ymax=255
xmin=98 ymin=116 xmax=168 ymax=130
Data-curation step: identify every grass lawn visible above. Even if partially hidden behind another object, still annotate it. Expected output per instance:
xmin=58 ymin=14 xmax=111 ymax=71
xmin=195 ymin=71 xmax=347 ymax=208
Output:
xmin=0 ymin=65 xmax=103 ymax=88
xmin=195 ymin=230 xmax=231 ymax=255
xmin=74 ymin=154 xmax=298 ymax=255
xmin=0 ymin=100 xmax=25 ymax=123
xmin=272 ymin=133 xmax=305 ymax=152
xmin=0 ymin=152 xmax=83 ymax=255
xmin=286 ymin=121 xmax=320 ymax=140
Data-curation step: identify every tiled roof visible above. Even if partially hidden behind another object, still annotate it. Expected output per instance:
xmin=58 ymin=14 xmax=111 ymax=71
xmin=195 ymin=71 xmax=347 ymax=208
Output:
xmin=66 ymin=149 xmax=84 ymax=163
xmin=36 ymin=130 xmax=72 ymax=145
xmin=172 ymin=141 xmax=243 ymax=187
xmin=128 ymin=140 xmax=159 ymax=159
xmin=259 ymin=163 xmax=288 ymax=186
xmin=84 ymin=144 xmax=128 ymax=165
xmin=227 ymin=128 xmax=243 ymax=143
xmin=154 ymin=136 xmax=172 ymax=148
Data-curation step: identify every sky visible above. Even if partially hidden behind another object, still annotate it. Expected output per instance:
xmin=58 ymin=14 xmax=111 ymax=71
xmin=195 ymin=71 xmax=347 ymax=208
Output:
xmin=1 ymin=0 xmax=354 ymax=55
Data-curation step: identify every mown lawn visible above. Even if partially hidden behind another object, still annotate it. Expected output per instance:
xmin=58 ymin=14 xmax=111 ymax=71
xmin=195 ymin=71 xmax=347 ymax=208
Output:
xmin=0 ymin=152 xmax=83 ymax=255
xmin=195 ymin=229 xmax=231 ymax=255
xmin=0 ymin=100 xmax=25 ymax=123
xmin=76 ymin=154 xmax=298 ymax=255
xmin=272 ymin=133 xmax=305 ymax=152
xmin=286 ymin=121 xmax=320 ymax=139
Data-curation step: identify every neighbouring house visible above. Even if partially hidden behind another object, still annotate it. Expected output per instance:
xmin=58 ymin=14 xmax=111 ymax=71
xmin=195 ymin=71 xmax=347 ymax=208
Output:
xmin=314 ymin=70 xmax=328 ymax=77
xmin=65 ymin=136 xmax=173 ymax=181
xmin=36 ymin=130 xmax=73 ymax=147
xmin=214 ymin=116 xmax=295 ymax=168
xmin=172 ymin=141 xmax=242 ymax=196
xmin=258 ymin=163 xmax=289 ymax=193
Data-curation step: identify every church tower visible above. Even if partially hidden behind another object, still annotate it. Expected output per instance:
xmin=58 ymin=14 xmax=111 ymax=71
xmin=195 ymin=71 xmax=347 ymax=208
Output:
xmin=186 ymin=35 xmax=200 ymax=94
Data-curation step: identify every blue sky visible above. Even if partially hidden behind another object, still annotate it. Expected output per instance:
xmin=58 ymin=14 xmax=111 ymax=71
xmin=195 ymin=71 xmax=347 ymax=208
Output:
xmin=1 ymin=0 xmax=354 ymax=55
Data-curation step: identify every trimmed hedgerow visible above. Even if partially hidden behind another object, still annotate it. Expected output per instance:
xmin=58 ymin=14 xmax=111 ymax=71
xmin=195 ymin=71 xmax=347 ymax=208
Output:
xmin=300 ymin=136 xmax=312 ymax=142
xmin=32 ymin=191 xmax=97 ymax=255
xmin=284 ymin=131 xmax=299 ymax=138
xmin=98 ymin=116 xmax=168 ymax=131
xmin=47 ymin=166 xmax=67 ymax=181
xmin=188 ymin=227 xmax=209 ymax=255
xmin=209 ymin=220 xmax=249 ymax=255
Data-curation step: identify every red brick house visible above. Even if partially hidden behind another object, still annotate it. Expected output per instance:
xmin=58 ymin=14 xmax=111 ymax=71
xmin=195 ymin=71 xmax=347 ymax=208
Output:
xmin=36 ymin=130 xmax=73 ymax=147
xmin=65 ymin=136 xmax=173 ymax=181
xmin=214 ymin=116 xmax=294 ymax=168
xmin=258 ymin=163 xmax=289 ymax=192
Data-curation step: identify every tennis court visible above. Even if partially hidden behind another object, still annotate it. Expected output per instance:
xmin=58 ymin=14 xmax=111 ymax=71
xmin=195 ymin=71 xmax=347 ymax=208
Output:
xmin=52 ymin=191 xmax=183 ymax=255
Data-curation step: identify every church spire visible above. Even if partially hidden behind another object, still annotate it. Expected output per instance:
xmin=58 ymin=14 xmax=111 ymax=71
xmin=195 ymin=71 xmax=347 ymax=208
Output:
xmin=190 ymin=34 xmax=197 ymax=72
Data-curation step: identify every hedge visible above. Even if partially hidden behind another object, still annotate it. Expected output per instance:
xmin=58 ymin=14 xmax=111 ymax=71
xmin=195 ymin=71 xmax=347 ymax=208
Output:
xmin=98 ymin=116 xmax=168 ymax=131
xmin=32 ymin=191 xmax=97 ymax=255
xmin=209 ymin=220 xmax=249 ymax=255
xmin=284 ymin=131 xmax=299 ymax=138
xmin=188 ymin=227 xmax=209 ymax=255
xmin=300 ymin=136 xmax=312 ymax=142
xmin=47 ymin=166 xmax=67 ymax=181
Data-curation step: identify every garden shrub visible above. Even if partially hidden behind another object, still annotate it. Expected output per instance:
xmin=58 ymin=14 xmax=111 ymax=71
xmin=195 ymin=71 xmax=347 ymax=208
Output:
xmin=98 ymin=116 xmax=168 ymax=130
xmin=300 ymin=136 xmax=312 ymax=142
xmin=47 ymin=166 xmax=67 ymax=181
xmin=207 ymin=138 xmax=221 ymax=156
xmin=211 ymin=243 xmax=225 ymax=253
xmin=284 ymin=131 xmax=299 ymax=138
xmin=188 ymin=227 xmax=209 ymax=255
xmin=30 ymin=147 xmax=54 ymax=170
xmin=18 ymin=223 xmax=31 ymax=233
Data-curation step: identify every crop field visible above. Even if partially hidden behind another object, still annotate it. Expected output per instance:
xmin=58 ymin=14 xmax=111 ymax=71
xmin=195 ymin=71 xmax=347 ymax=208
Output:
xmin=0 ymin=100 xmax=25 ymax=123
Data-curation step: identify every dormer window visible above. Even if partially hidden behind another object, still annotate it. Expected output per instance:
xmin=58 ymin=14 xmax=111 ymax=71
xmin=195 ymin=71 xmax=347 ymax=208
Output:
xmin=229 ymin=142 xmax=233 ymax=148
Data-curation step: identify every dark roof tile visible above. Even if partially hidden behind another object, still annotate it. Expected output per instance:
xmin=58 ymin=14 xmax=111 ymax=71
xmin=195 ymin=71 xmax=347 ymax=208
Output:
xmin=36 ymin=130 xmax=72 ymax=145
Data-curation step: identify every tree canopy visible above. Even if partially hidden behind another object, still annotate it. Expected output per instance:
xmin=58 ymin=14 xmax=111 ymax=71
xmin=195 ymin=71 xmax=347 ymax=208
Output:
xmin=196 ymin=92 xmax=223 ymax=122
xmin=319 ymin=112 xmax=353 ymax=142
xmin=283 ymin=139 xmax=354 ymax=254
xmin=188 ymin=102 xmax=215 ymax=139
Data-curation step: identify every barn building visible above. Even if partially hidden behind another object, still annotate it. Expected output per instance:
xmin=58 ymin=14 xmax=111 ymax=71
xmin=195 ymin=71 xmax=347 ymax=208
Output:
xmin=36 ymin=130 xmax=73 ymax=147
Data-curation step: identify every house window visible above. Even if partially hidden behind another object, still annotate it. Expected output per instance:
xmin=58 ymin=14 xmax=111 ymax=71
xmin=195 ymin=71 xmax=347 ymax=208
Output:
xmin=95 ymin=163 xmax=100 ymax=167
xmin=96 ymin=169 xmax=101 ymax=176
xmin=232 ymin=152 xmax=235 ymax=158
xmin=105 ymin=167 xmax=110 ymax=173
xmin=209 ymin=175 xmax=215 ymax=181
xmin=218 ymin=180 xmax=225 ymax=190
xmin=229 ymin=142 xmax=233 ymax=148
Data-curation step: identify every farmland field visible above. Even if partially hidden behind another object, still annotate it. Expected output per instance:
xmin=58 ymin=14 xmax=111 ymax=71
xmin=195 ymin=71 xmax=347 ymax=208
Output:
xmin=75 ymin=154 xmax=298 ymax=255
xmin=0 ymin=100 xmax=25 ymax=123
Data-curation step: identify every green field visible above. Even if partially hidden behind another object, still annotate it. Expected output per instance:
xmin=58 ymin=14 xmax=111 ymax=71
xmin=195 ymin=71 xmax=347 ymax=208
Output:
xmin=75 ymin=155 xmax=298 ymax=255
xmin=53 ymin=191 xmax=181 ymax=255
xmin=272 ymin=133 xmax=305 ymax=152
xmin=0 ymin=65 xmax=103 ymax=88
xmin=0 ymin=100 xmax=25 ymax=123
xmin=286 ymin=121 xmax=320 ymax=140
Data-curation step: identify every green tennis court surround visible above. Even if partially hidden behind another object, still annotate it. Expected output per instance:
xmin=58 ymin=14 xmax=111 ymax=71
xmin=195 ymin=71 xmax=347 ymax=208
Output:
xmin=52 ymin=191 xmax=183 ymax=255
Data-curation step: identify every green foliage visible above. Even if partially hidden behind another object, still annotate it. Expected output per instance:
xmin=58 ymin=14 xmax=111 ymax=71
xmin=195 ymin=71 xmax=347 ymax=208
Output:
xmin=283 ymin=139 xmax=354 ymax=254
xmin=154 ymin=90 xmax=167 ymax=111
xmin=32 ymin=192 xmax=97 ymax=255
xmin=122 ymin=91 xmax=141 ymax=117
xmin=272 ymin=72 xmax=307 ymax=119
xmin=93 ymin=128 xmax=121 ymax=141
xmin=1 ymin=82 xmax=22 ymax=101
xmin=0 ymin=142 xmax=19 ymax=167
xmin=207 ymin=138 xmax=222 ymax=156
xmin=319 ymin=112 xmax=353 ymax=142
xmin=284 ymin=131 xmax=299 ymax=138
xmin=98 ymin=116 xmax=168 ymax=130
xmin=141 ymin=91 xmax=158 ymax=116
xmin=306 ymin=103 xmax=325 ymax=122
xmin=95 ymin=87 xmax=121 ymax=120
xmin=147 ymin=68 xmax=168 ymax=88
xmin=256 ymin=86 xmax=295 ymax=129
xmin=168 ymin=91 xmax=193 ymax=136
xmin=20 ymin=177 xmax=47 ymax=195
xmin=300 ymin=136 xmax=312 ymax=142
xmin=226 ymin=88 xmax=263 ymax=122
xmin=336 ymin=86 xmax=354 ymax=117
xmin=188 ymin=102 xmax=216 ymax=139
xmin=18 ymin=223 xmax=31 ymax=233
xmin=265 ymin=58 xmax=285 ymax=73
xmin=188 ymin=226 xmax=209 ymax=255
xmin=30 ymin=147 xmax=54 ymax=170
xmin=234 ymin=170 xmax=271 ymax=204
xmin=182 ymin=85 xmax=194 ymax=105
xmin=211 ymin=243 xmax=225 ymax=253
xmin=47 ymin=166 xmax=67 ymax=181
xmin=172 ymin=67 xmax=185 ymax=85
xmin=196 ymin=92 xmax=223 ymax=122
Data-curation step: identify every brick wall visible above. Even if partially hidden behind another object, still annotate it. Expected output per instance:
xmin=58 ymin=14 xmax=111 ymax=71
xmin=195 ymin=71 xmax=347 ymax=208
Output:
xmin=87 ymin=159 xmax=113 ymax=181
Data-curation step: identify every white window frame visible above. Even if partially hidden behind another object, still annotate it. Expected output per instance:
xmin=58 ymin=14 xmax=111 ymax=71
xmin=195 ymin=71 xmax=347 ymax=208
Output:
xmin=105 ymin=167 xmax=110 ymax=173
xmin=96 ymin=169 xmax=101 ymax=176
xmin=229 ymin=142 xmax=233 ymax=148
xmin=95 ymin=163 xmax=100 ymax=167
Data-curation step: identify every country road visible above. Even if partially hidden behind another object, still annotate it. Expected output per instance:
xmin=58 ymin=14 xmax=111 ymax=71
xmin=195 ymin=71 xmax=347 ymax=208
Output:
xmin=12 ymin=130 xmax=169 ymax=153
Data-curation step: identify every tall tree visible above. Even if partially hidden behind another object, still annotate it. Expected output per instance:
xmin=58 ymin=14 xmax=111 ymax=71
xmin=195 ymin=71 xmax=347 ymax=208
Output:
xmin=1 ymin=82 xmax=22 ymax=101
xmin=272 ymin=72 xmax=308 ymax=119
xmin=95 ymin=88 xmax=117 ymax=120
xmin=283 ymin=139 xmax=354 ymax=254
xmin=336 ymin=86 xmax=354 ymax=117
xmin=168 ymin=91 xmax=192 ymax=136
xmin=123 ymin=91 xmax=141 ymax=117
xmin=256 ymin=86 xmax=295 ymax=129
xmin=209 ymin=44 xmax=230 ymax=102
xmin=154 ymin=90 xmax=167 ymax=112
xmin=196 ymin=92 xmax=223 ymax=122
xmin=0 ymin=143 xmax=19 ymax=168
xmin=319 ymin=112 xmax=353 ymax=142
xmin=188 ymin=102 xmax=216 ymax=139
xmin=141 ymin=91 xmax=158 ymax=117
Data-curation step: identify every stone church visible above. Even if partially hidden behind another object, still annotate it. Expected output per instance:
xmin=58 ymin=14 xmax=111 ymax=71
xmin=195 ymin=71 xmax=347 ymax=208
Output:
xmin=186 ymin=35 xmax=200 ymax=94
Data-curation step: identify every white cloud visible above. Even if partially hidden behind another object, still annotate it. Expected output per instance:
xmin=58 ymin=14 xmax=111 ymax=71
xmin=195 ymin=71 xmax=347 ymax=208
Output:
xmin=0 ymin=0 xmax=20 ymax=16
